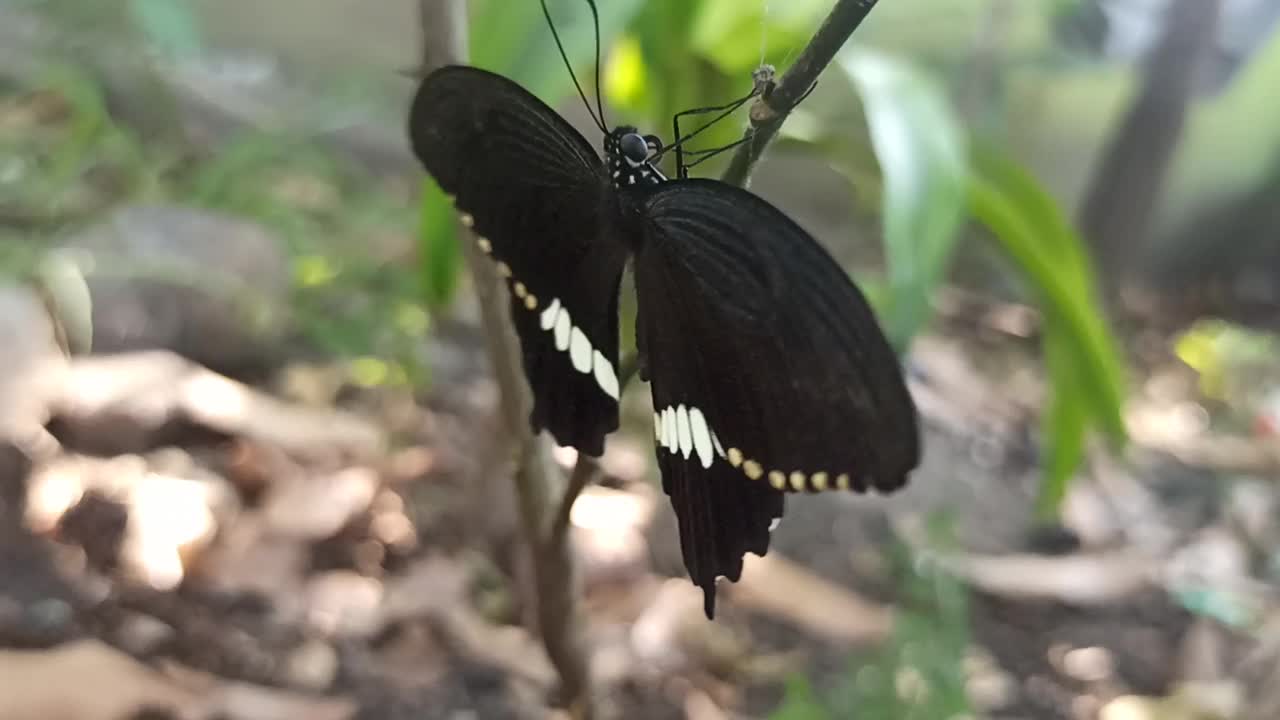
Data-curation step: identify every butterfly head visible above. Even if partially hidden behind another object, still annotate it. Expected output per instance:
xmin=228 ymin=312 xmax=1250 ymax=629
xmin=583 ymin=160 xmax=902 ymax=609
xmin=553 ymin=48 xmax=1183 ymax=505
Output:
xmin=605 ymin=126 xmax=667 ymax=188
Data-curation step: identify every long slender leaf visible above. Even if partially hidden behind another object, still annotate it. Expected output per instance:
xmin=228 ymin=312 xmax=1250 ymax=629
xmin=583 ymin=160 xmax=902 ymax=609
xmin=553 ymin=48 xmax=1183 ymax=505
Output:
xmin=968 ymin=148 xmax=1127 ymax=444
xmin=1038 ymin=321 xmax=1089 ymax=517
xmin=967 ymin=147 xmax=1128 ymax=515
xmin=471 ymin=0 xmax=645 ymax=102
xmin=840 ymin=50 xmax=967 ymax=350
xmin=418 ymin=177 xmax=461 ymax=310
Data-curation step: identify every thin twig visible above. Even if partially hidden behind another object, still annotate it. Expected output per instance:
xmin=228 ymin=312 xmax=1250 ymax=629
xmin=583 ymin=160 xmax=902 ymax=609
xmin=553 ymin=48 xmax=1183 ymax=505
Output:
xmin=722 ymin=0 xmax=881 ymax=188
xmin=416 ymin=1 xmax=595 ymax=716
xmin=549 ymin=455 xmax=603 ymax=569
xmin=546 ymin=354 xmax=638 ymax=562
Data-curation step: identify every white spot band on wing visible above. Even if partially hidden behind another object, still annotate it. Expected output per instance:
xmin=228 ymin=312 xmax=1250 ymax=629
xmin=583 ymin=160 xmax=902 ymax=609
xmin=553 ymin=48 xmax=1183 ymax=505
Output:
xmin=688 ymin=407 xmax=714 ymax=469
xmin=540 ymin=298 xmax=562 ymax=329
xmin=569 ymin=327 xmax=592 ymax=373
xmin=553 ymin=307 xmax=571 ymax=351
xmin=592 ymin=351 xmax=619 ymax=399
xmin=675 ymin=405 xmax=692 ymax=460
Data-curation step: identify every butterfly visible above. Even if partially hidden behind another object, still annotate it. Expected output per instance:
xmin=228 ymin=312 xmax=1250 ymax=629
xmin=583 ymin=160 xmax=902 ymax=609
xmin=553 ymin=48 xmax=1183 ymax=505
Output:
xmin=407 ymin=4 xmax=919 ymax=619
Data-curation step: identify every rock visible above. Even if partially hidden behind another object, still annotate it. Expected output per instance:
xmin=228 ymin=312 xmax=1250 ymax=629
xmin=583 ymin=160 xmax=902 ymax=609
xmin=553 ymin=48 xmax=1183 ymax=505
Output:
xmin=283 ymin=638 xmax=339 ymax=691
xmin=0 ymin=283 xmax=61 ymax=372
xmin=121 ymin=470 xmax=228 ymax=590
xmin=190 ymin=517 xmax=309 ymax=623
xmin=570 ymin=486 xmax=654 ymax=587
xmin=60 ymin=205 xmax=288 ymax=375
xmin=51 ymin=351 xmax=385 ymax=461
xmin=0 ymin=283 xmax=67 ymax=455
xmin=303 ymin=571 xmax=384 ymax=638
xmin=29 ymin=452 xmax=238 ymax=590
xmin=0 ymin=640 xmax=204 ymax=720
xmin=0 ymin=522 xmax=85 ymax=648
xmin=262 ymin=467 xmax=379 ymax=541
xmin=114 ymin=612 xmax=177 ymax=657
xmin=56 ymin=489 xmax=130 ymax=570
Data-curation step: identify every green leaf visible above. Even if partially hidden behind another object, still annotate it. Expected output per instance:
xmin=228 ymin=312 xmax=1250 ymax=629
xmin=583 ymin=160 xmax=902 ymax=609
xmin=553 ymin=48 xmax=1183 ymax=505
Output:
xmin=129 ymin=0 xmax=203 ymax=59
xmin=622 ymin=0 xmax=710 ymax=141
xmin=418 ymin=177 xmax=461 ymax=310
xmin=770 ymin=676 xmax=831 ymax=720
xmin=840 ymin=50 xmax=967 ymax=350
xmin=691 ymin=0 xmax=830 ymax=75
xmin=969 ymin=145 xmax=1126 ymax=443
xmin=967 ymin=145 xmax=1128 ymax=515
xmin=471 ymin=0 xmax=645 ymax=102
xmin=1038 ymin=324 xmax=1088 ymax=518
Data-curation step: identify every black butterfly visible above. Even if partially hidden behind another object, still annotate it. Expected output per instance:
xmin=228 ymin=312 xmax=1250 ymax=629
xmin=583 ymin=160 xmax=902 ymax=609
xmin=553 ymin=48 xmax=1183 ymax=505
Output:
xmin=408 ymin=10 xmax=919 ymax=619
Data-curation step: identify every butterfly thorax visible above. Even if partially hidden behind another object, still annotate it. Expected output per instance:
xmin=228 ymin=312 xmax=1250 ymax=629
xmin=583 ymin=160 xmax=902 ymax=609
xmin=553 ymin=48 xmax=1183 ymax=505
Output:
xmin=604 ymin=126 xmax=667 ymax=190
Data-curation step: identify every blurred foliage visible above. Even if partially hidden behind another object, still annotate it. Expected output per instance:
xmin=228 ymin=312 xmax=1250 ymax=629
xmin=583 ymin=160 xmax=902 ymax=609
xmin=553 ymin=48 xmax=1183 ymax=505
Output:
xmin=0 ymin=63 xmax=148 ymax=221
xmin=838 ymin=49 xmax=967 ymax=351
xmin=968 ymin=144 xmax=1127 ymax=516
xmin=179 ymin=130 xmax=428 ymax=381
xmin=0 ymin=61 xmax=426 ymax=386
xmin=772 ymin=517 xmax=972 ymax=719
xmin=1176 ymin=320 xmax=1280 ymax=421
xmin=128 ymin=0 xmax=204 ymax=59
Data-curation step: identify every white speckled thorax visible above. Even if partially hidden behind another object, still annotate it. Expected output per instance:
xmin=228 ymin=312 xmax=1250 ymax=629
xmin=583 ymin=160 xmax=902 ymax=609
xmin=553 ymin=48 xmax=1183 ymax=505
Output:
xmin=604 ymin=127 xmax=667 ymax=190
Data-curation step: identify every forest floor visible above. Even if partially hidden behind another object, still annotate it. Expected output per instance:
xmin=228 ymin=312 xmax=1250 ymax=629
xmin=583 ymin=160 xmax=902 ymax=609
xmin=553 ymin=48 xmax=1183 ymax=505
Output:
xmin=5 ymin=278 xmax=1278 ymax=720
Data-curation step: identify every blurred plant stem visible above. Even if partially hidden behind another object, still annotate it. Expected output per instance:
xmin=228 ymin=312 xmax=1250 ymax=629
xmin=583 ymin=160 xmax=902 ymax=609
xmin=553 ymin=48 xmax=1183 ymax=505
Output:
xmin=415 ymin=1 xmax=595 ymax=717
xmin=722 ymin=0 xmax=882 ymax=187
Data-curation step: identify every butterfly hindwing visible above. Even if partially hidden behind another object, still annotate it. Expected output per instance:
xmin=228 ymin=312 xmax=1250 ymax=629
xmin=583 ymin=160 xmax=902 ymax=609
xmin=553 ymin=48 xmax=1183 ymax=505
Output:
xmin=630 ymin=179 xmax=920 ymax=615
xmin=409 ymin=66 xmax=628 ymax=456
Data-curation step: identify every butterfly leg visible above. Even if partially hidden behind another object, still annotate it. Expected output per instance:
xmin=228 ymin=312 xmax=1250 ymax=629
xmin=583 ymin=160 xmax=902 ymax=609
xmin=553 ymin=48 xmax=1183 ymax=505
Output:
xmin=668 ymin=86 xmax=763 ymax=178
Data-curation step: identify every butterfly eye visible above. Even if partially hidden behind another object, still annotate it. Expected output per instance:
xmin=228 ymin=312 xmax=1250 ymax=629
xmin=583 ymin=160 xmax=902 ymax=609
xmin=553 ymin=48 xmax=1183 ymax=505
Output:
xmin=619 ymin=133 xmax=650 ymax=164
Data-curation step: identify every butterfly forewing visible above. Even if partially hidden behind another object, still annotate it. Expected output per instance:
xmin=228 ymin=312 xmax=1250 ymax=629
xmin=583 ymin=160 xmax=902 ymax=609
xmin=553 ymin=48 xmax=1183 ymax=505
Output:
xmin=629 ymin=179 xmax=920 ymax=615
xmin=409 ymin=66 xmax=629 ymax=456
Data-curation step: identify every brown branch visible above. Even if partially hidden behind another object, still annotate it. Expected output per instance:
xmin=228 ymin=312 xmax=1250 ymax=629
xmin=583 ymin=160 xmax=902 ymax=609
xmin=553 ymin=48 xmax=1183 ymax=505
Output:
xmin=551 ymin=451 xmax=603 ymax=545
xmin=721 ymin=0 xmax=882 ymax=187
xmin=416 ymin=1 xmax=594 ymax=716
xmin=548 ymin=352 xmax=640 ymax=539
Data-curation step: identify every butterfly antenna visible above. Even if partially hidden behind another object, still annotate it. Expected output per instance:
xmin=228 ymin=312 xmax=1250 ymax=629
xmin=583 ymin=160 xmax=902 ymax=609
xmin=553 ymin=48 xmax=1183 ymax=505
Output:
xmin=586 ymin=0 xmax=609 ymax=129
xmin=541 ymin=0 xmax=609 ymax=134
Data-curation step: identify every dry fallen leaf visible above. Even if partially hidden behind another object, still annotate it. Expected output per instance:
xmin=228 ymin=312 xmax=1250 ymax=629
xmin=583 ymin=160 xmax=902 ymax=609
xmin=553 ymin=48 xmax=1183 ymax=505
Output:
xmin=54 ymin=352 xmax=385 ymax=463
xmin=0 ymin=639 xmax=202 ymax=720
xmin=730 ymin=554 xmax=893 ymax=645
xmin=1101 ymin=683 xmax=1243 ymax=720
